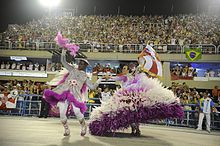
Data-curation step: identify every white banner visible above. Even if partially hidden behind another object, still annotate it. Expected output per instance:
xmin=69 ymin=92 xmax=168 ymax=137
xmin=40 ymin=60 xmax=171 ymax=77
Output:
xmin=0 ymin=70 xmax=47 ymax=78
xmin=194 ymin=77 xmax=220 ymax=81
xmin=209 ymin=77 xmax=220 ymax=81
xmin=193 ymin=77 xmax=209 ymax=81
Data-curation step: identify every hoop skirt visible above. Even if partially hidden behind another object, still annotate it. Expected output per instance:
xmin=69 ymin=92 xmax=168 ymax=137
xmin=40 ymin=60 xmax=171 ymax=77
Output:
xmin=89 ymin=73 xmax=184 ymax=136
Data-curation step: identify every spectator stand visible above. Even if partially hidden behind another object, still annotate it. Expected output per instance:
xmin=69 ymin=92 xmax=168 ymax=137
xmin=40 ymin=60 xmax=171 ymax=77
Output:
xmin=0 ymin=14 xmax=219 ymax=52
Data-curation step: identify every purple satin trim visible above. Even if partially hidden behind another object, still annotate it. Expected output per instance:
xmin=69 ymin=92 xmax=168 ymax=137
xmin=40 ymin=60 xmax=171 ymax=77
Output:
xmin=56 ymin=73 xmax=69 ymax=86
xmin=81 ymin=83 xmax=87 ymax=94
xmin=44 ymin=89 xmax=87 ymax=114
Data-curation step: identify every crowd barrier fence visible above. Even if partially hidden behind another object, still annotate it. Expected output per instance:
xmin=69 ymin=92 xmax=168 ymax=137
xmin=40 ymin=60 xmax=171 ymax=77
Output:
xmin=0 ymin=94 xmax=219 ymax=130
xmin=217 ymin=45 xmax=220 ymax=54
xmin=0 ymin=41 xmax=219 ymax=54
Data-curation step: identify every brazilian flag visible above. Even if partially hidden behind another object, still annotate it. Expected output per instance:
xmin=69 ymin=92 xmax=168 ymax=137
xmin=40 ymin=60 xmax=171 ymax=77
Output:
xmin=185 ymin=47 xmax=202 ymax=61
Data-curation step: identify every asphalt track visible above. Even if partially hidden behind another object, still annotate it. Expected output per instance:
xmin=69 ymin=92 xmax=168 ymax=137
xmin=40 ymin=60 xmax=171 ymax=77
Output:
xmin=0 ymin=116 xmax=219 ymax=146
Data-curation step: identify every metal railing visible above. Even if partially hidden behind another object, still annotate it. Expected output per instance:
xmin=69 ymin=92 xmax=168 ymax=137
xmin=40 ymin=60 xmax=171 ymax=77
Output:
xmin=183 ymin=44 xmax=217 ymax=54
xmin=148 ymin=104 xmax=220 ymax=130
xmin=153 ymin=44 xmax=182 ymax=54
xmin=1 ymin=41 xmax=58 ymax=50
xmin=0 ymin=95 xmax=219 ymax=130
xmin=217 ymin=45 xmax=220 ymax=54
xmin=0 ymin=41 xmax=219 ymax=54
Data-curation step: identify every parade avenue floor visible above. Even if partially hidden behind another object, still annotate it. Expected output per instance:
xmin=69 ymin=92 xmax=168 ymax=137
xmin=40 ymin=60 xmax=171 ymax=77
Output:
xmin=0 ymin=116 xmax=219 ymax=146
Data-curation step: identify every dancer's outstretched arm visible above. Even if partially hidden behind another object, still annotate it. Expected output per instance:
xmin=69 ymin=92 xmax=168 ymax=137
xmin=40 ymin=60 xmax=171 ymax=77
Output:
xmin=61 ymin=49 xmax=75 ymax=71
xmin=85 ymin=78 xmax=102 ymax=90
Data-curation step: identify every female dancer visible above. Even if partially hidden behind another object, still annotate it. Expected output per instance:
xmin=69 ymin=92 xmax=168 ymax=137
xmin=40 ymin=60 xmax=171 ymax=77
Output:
xmin=89 ymin=45 xmax=184 ymax=136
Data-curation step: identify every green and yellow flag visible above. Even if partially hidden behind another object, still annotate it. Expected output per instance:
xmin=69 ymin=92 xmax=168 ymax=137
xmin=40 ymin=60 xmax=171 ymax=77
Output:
xmin=185 ymin=47 xmax=202 ymax=61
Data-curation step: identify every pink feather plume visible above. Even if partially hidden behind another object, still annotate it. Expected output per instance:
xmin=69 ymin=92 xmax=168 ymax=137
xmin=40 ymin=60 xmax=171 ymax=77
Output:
xmin=64 ymin=44 xmax=80 ymax=57
xmin=54 ymin=31 xmax=69 ymax=47
xmin=55 ymin=31 xmax=80 ymax=57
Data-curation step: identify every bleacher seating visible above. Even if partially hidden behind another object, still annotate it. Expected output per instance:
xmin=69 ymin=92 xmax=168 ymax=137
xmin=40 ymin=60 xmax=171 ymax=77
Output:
xmin=0 ymin=14 xmax=219 ymax=53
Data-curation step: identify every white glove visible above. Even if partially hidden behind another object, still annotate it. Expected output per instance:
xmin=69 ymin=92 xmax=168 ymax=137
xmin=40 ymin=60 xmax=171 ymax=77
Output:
xmin=96 ymin=78 xmax=102 ymax=84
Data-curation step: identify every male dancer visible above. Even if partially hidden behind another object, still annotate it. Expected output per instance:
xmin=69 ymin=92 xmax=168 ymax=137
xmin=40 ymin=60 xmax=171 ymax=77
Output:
xmin=44 ymin=49 xmax=101 ymax=136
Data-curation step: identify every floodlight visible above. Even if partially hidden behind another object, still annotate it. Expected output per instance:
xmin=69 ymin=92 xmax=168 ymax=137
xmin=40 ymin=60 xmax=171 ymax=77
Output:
xmin=39 ymin=0 xmax=61 ymax=8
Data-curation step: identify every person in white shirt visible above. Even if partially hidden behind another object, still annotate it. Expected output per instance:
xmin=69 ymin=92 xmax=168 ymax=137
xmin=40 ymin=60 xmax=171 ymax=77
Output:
xmin=11 ymin=62 xmax=16 ymax=70
xmin=178 ymin=37 xmax=185 ymax=46
xmin=34 ymin=63 xmax=39 ymax=71
xmin=5 ymin=62 xmax=10 ymax=69
xmin=28 ymin=62 xmax=33 ymax=70
xmin=16 ymin=63 xmax=21 ymax=70
xmin=204 ymin=69 xmax=210 ymax=77
xmin=188 ymin=68 xmax=193 ymax=77
xmin=22 ymin=64 xmax=26 ymax=70
xmin=0 ymin=62 xmax=5 ymax=69
xmin=197 ymin=92 xmax=215 ymax=133
xmin=40 ymin=65 xmax=45 ymax=71
xmin=209 ymin=69 xmax=215 ymax=77
xmin=217 ymin=71 xmax=220 ymax=77
xmin=171 ymin=38 xmax=176 ymax=45
xmin=101 ymin=87 xmax=111 ymax=102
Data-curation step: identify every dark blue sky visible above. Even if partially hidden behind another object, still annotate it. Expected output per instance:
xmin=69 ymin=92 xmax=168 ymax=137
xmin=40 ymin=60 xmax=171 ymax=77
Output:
xmin=0 ymin=0 xmax=214 ymax=32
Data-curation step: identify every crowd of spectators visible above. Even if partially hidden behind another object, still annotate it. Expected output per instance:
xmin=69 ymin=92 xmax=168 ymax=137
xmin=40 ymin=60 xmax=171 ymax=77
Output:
xmin=92 ymin=62 xmax=138 ymax=75
xmin=88 ymin=86 xmax=116 ymax=104
xmin=171 ymin=64 xmax=197 ymax=79
xmin=0 ymin=61 xmax=46 ymax=71
xmin=92 ymin=63 xmax=117 ymax=75
xmin=0 ymin=60 xmax=131 ymax=75
xmin=0 ymin=79 xmax=116 ymax=104
xmin=0 ymin=80 xmax=48 ymax=97
xmin=171 ymin=64 xmax=220 ymax=79
xmin=46 ymin=62 xmax=62 ymax=72
xmin=1 ymin=78 xmax=219 ymax=113
xmin=0 ymin=61 xmax=64 ymax=72
xmin=204 ymin=69 xmax=220 ymax=77
xmin=170 ymin=82 xmax=220 ymax=110
xmin=1 ymin=14 xmax=219 ymax=48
